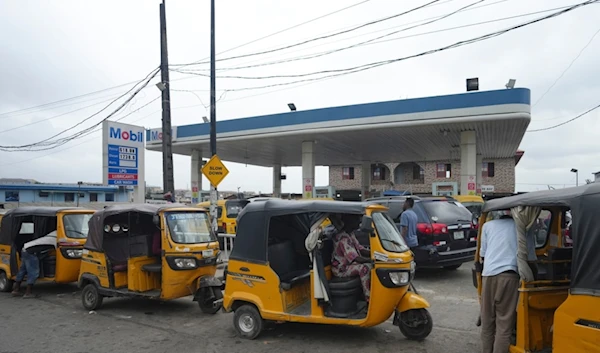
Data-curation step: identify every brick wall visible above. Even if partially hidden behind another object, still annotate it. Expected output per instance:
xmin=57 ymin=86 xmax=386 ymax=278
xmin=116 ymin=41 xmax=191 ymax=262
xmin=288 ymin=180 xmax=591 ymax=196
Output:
xmin=329 ymin=157 xmax=515 ymax=194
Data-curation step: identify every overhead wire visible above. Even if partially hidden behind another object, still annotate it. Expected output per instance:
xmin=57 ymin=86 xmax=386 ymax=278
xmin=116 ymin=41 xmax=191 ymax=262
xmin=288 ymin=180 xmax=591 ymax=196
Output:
xmin=527 ymin=102 xmax=600 ymax=132
xmin=171 ymin=0 xmax=444 ymax=66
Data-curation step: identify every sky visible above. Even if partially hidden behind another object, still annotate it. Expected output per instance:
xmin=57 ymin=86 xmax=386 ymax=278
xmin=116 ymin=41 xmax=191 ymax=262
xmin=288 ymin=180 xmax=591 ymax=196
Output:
xmin=1 ymin=0 xmax=599 ymax=193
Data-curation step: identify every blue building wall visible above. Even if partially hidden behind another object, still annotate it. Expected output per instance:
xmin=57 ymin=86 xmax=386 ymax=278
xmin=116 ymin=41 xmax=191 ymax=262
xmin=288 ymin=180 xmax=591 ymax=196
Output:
xmin=0 ymin=184 xmax=130 ymax=204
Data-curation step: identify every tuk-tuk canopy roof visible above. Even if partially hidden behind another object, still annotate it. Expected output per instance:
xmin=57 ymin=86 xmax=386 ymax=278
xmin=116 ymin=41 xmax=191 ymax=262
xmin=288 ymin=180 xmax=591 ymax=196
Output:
xmin=85 ymin=203 xmax=199 ymax=252
xmin=482 ymin=183 xmax=600 ymax=297
xmin=0 ymin=206 xmax=82 ymax=245
xmin=232 ymin=199 xmax=378 ymax=264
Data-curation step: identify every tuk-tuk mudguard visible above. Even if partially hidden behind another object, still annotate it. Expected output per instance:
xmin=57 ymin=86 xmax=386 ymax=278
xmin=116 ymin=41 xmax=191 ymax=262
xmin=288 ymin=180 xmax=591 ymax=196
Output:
xmin=193 ymin=276 xmax=223 ymax=301
xmin=396 ymin=291 xmax=430 ymax=313
xmin=78 ymin=273 xmax=101 ymax=289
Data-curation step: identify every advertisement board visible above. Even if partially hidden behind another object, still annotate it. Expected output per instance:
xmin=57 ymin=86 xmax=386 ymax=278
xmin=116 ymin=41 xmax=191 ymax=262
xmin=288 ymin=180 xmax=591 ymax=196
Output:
xmin=102 ymin=121 xmax=145 ymax=203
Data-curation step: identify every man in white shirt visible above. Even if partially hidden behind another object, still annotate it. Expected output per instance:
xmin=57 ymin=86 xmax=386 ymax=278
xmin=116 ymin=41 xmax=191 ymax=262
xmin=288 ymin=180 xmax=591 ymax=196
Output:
xmin=479 ymin=212 xmax=519 ymax=353
xmin=11 ymin=231 xmax=57 ymax=298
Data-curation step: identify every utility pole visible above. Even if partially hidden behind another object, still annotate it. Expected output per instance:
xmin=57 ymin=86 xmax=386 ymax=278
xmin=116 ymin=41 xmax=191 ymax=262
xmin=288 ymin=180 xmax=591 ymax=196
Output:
xmin=159 ymin=0 xmax=175 ymax=197
xmin=209 ymin=0 xmax=218 ymax=233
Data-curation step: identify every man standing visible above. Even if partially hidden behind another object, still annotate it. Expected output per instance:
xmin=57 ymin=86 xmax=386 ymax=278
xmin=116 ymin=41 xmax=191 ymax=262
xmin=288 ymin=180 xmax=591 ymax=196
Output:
xmin=400 ymin=198 xmax=419 ymax=249
xmin=11 ymin=230 xmax=57 ymax=298
xmin=479 ymin=211 xmax=519 ymax=353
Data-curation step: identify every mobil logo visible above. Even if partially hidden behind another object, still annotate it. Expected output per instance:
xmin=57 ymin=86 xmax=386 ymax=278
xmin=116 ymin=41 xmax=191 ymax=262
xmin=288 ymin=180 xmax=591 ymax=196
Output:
xmin=149 ymin=130 xmax=163 ymax=141
xmin=109 ymin=127 xmax=144 ymax=143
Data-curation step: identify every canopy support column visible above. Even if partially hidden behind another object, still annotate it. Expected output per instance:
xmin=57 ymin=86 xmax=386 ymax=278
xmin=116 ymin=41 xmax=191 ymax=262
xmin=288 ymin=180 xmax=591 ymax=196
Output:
xmin=460 ymin=130 xmax=477 ymax=196
xmin=361 ymin=161 xmax=371 ymax=201
xmin=273 ymin=163 xmax=282 ymax=198
xmin=191 ymin=149 xmax=203 ymax=204
xmin=302 ymin=141 xmax=315 ymax=199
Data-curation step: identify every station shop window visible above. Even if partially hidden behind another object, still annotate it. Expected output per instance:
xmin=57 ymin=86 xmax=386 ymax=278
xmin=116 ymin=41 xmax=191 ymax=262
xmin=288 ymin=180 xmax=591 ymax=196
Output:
xmin=372 ymin=165 xmax=387 ymax=181
xmin=436 ymin=163 xmax=452 ymax=179
xmin=90 ymin=193 xmax=98 ymax=202
xmin=5 ymin=191 xmax=19 ymax=202
xmin=65 ymin=193 xmax=75 ymax=202
xmin=342 ymin=167 xmax=354 ymax=180
xmin=412 ymin=164 xmax=424 ymax=181
xmin=482 ymin=162 xmax=495 ymax=178
xmin=105 ymin=193 xmax=115 ymax=202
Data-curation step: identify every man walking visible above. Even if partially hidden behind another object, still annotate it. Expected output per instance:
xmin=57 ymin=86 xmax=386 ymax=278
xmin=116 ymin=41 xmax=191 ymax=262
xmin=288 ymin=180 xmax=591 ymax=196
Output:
xmin=479 ymin=211 xmax=519 ymax=353
xmin=400 ymin=198 xmax=419 ymax=250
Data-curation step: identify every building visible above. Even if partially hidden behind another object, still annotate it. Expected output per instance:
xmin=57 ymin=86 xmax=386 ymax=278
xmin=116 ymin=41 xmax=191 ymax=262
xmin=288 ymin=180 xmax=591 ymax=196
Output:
xmin=593 ymin=171 xmax=600 ymax=183
xmin=329 ymin=150 xmax=524 ymax=196
xmin=0 ymin=178 xmax=131 ymax=206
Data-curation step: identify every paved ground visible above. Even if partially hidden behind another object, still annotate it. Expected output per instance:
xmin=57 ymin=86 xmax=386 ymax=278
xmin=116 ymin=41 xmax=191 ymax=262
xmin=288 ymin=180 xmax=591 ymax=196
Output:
xmin=0 ymin=263 xmax=481 ymax=353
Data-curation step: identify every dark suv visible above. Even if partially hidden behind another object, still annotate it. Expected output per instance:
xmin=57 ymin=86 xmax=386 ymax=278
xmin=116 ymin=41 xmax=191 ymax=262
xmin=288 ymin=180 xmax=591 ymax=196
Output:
xmin=366 ymin=196 xmax=477 ymax=270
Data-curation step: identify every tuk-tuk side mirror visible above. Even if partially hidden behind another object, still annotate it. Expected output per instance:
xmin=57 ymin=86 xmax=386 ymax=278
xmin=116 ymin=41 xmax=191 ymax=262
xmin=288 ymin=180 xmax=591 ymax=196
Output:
xmin=360 ymin=215 xmax=374 ymax=236
xmin=153 ymin=214 xmax=160 ymax=226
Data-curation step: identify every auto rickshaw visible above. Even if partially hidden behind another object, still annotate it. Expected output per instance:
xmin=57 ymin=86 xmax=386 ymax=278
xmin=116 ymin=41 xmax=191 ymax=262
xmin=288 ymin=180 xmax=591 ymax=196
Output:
xmin=0 ymin=207 xmax=95 ymax=292
xmin=453 ymin=195 xmax=484 ymax=222
xmin=473 ymin=184 xmax=600 ymax=353
xmin=78 ymin=204 xmax=223 ymax=313
xmin=223 ymin=199 xmax=432 ymax=340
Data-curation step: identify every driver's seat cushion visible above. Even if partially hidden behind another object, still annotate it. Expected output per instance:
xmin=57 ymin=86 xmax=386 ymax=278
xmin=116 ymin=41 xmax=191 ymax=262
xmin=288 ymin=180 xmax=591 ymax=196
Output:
xmin=268 ymin=240 xmax=310 ymax=290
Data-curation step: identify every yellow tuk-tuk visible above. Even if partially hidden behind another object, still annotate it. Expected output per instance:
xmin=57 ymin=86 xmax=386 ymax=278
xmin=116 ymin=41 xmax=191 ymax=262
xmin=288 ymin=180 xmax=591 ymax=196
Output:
xmin=0 ymin=207 xmax=95 ymax=292
xmin=223 ymin=199 xmax=432 ymax=340
xmin=473 ymin=185 xmax=600 ymax=353
xmin=78 ymin=204 xmax=223 ymax=313
xmin=453 ymin=195 xmax=484 ymax=220
xmin=197 ymin=199 xmax=249 ymax=235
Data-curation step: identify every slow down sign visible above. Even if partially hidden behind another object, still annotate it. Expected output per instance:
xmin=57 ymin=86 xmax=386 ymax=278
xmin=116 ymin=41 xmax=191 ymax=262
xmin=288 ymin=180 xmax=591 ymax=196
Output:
xmin=202 ymin=155 xmax=230 ymax=187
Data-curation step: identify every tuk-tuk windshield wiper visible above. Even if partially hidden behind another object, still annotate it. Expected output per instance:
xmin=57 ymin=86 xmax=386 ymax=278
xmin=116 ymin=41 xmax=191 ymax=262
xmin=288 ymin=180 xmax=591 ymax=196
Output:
xmin=380 ymin=238 xmax=403 ymax=247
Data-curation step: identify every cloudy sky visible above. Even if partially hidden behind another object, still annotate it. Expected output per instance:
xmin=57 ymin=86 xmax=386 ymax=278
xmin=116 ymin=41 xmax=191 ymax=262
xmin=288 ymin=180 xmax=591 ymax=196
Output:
xmin=1 ymin=0 xmax=599 ymax=193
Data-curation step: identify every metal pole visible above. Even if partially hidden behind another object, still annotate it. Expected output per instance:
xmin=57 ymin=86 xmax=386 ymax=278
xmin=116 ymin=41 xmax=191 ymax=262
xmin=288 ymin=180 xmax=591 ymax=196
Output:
xmin=77 ymin=184 xmax=81 ymax=207
xmin=160 ymin=0 xmax=175 ymax=197
xmin=209 ymin=0 xmax=218 ymax=234
xmin=576 ymin=171 xmax=579 ymax=187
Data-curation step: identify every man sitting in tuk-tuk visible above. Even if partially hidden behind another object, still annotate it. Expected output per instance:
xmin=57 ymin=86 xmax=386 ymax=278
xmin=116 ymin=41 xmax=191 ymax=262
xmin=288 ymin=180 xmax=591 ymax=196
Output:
xmin=331 ymin=214 xmax=372 ymax=302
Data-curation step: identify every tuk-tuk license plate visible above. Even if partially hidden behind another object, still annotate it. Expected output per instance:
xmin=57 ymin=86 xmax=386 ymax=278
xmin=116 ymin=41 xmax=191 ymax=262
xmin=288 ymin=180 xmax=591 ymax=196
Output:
xmin=202 ymin=249 xmax=214 ymax=257
xmin=453 ymin=231 xmax=465 ymax=240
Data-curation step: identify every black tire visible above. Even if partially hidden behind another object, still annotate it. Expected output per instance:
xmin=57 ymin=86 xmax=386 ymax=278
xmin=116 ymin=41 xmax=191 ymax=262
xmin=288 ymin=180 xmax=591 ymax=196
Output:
xmin=233 ymin=304 xmax=263 ymax=340
xmin=399 ymin=309 xmax=433 ymax=341
xmin=81 ymin=283 xmax=103 ymax=311
xmin=198 ymin=288 xmax=223 ymax=314
xmin=0 ymin=271 xmax=14 ymax=293
xmin=443 ymin=264 xmax=462 ymax=270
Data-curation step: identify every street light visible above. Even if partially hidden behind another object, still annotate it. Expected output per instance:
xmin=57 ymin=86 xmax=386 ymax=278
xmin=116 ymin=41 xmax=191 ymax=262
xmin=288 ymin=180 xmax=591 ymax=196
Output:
xmin=202 ymin=116 xmax=209 ymax=123
xmin=571 ymin=168 xmax=579 ymax=186
xmin=505 ymin=79 xmax=516 ymax=89
xmin=288 ymin=103 xmax=297 ymax=111
xmin=77 ymin=181 xmax=83 ymax=206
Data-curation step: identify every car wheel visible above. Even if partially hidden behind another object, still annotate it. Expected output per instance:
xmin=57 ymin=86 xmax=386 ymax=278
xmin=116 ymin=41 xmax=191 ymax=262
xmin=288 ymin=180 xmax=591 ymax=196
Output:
xmin=233 ymin=304 xmax=263 ymax=340
xmin=81 ymin=284 xmax=103 ymax=311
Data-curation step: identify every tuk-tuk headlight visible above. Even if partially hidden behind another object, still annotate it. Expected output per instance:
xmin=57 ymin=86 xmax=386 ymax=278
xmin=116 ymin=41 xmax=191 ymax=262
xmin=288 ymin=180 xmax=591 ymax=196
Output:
xmin=389 ymin=271 xmax=410 ymax=286
xmin=173 ymin=258 xmax=197 ymax=269
xmin=64 ymin=249 xmax=83 ymax=259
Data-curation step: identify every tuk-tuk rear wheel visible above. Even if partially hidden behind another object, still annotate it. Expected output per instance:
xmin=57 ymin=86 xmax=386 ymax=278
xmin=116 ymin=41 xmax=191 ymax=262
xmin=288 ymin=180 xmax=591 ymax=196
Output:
xmin=399 ymin=309 xmax=433 ymax=341
xmin=0 ymin=271 xmax=13 ymax=292
xmin=82 ymin=284 xmax=103 ymax=311
xmin=233 ymin=304 xmax=263 ymax=340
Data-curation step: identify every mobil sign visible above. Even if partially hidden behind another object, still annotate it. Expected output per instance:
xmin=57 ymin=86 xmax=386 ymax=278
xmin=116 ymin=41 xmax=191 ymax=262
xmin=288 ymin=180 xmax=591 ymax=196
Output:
xmin=102 ymin=121 xmax=145 ymax=188
xmin=146 ymin=127 xmax=177 ymax=146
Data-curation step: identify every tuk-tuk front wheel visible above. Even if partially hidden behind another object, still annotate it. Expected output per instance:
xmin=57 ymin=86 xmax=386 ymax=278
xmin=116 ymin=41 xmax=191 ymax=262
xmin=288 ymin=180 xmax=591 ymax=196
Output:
xmin=198 ymin=287 xmax=223 ymax=314
xmin=82 ymin=284 xmax=103 ymax=311
xmin=399 ymin=309 xmax=433 ymax=341
xmin=233 ymin=304 xmax=263 ymax=340
xmin=0 ymin=271 xmax=13 ymax=293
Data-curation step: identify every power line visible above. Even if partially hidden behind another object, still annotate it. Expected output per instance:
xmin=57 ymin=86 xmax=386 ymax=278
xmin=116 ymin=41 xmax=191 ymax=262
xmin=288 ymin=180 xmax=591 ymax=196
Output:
xmin=172 ymin=0 xmax=443 ymax=66
xmin=181 ymin=1 xmax=599 ymax=94
xmin=527 ymin=102 xmax=600 ymax=132
xmin=174 ymin=3 xmax=573 ymax=75
xmin=0 ymin=67 xmax=160 ymax=151
xmin=533 ymin=25 xmax=600 ymax=108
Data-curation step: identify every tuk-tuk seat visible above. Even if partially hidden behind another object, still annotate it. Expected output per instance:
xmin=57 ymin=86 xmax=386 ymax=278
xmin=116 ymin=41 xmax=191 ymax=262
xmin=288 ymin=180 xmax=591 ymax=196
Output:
xmin=112 ymin=263 xmax=128 ymax=272
xmin=268 ymin=240 xmax=311 ymax=290
xmin=142 ymin=263 xmax=162 ymax=273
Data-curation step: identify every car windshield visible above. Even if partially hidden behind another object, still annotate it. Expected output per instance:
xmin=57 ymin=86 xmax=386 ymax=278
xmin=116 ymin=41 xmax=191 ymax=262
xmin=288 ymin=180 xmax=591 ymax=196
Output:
xmin=372 ymin=212 xmax=409 ymax=253
xmin=226 ymin=200 xmax=249 ymax=218
xmin=63 ymin=214 xmax=93 ymax=239
xmin=420 ymin=200 xmax=473 ymax=224
xmin=166 ymin=212 xmax=216 ymax=244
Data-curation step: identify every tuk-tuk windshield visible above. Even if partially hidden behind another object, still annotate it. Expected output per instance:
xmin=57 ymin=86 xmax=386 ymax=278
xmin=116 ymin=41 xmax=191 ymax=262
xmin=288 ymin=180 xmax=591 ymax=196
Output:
xmin=372 ymin=211 xmax=409 ymax=253
xmin=165 ymin=212 xmax=216 ymax=244
xmin=63 ymin=214 xmax=93 ymax=239
xmin=226 ymin=200 xmax=249 ymax=218
xmin=461 ymin=202 xmax=483 ymax=219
